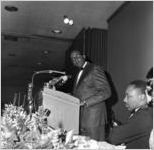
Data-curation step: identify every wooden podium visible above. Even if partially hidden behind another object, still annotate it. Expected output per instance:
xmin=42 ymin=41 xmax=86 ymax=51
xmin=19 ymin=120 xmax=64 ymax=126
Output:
xmin=42 ymin=88 xmax=80 ymax=134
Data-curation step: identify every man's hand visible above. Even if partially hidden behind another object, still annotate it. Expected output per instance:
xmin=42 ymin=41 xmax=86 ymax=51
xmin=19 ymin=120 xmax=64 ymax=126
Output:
xmin=112 ymin=121 xmax=118 ymax=127
xmin=80 ymin=101 xmax=87 ymax=106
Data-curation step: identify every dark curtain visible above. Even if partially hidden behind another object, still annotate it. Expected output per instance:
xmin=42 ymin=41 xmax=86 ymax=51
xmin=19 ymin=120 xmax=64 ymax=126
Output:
xmin=85 ymin=28 xmax=108 ymax=69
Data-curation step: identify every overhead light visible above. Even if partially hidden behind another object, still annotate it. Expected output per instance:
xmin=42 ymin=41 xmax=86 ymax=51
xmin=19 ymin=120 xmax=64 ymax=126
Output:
xmin=69 ymin=19 xmax=73 ymax=25
xmin=43 ymin=50 xmax=49 ymax=54
xmin=63 ymin=15 xmax=73 ymax=26
xmin=37 ymin=62 xmax=42 ymax=65
xmin=5 ymin=5 xmax=18 ymax=12
xmin=64 ymin=16 xmax=69 ymax=24
xmin=4 ymin=35 xmax=18 ymax=41
xmin=52 ymin=29 xmax=62 ymax=34
xmin=8 ymin=53 xmax=16 ymax=57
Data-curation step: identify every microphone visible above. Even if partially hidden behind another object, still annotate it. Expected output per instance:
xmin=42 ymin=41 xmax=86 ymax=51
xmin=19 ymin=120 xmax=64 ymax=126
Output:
xmin=35 ymin=70 xmax=53 ymax=74
xmin=58 ymin=75 xmax=72 ymax=83
xmin=48 ymin=75 xmax=71 ymax=87
xmin=52 ymin=75 xmax=71 ymax=87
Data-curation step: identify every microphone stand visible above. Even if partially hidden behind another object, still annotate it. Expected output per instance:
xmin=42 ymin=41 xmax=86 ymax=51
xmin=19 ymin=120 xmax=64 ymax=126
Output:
xmin=27 ymin=82 xmax=33 ymax=118
xmin=27 ymin=70 xmax=66 ymax=117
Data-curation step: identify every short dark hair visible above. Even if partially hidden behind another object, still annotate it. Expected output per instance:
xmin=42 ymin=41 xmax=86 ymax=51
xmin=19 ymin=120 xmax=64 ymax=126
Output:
xmin=71 ymin=49 xmax=82 ymax=55
xmin=146 ymin=67 xmax=153 ymax=79
xmin=129 ymin=80 xmax=146 ymax=94
xmin=146 ymin=67 xmax=153 ymax=97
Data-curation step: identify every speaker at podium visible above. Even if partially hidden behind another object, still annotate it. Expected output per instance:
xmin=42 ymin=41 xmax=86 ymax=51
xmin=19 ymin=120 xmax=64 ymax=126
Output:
xmin=42 ymin=88 xmax=80 ymax=134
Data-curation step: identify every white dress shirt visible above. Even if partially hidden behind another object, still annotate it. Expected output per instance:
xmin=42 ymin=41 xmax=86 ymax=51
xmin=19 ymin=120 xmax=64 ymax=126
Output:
xmin=76 ymin=61 xmax=88 ymax=86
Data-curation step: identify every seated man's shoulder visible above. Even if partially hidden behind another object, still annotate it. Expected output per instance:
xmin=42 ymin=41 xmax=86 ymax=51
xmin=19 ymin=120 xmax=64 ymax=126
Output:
xmin=140 ymin=107 xmax=153 ymax=116
xmin=134 ymin=108 xmax=153 ymax=124
xmin=145 ymin=107 xmax=153 ymax=118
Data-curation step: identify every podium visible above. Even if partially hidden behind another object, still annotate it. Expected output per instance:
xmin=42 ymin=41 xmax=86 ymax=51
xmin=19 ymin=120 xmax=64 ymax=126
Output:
xmin=42 ymin=88 xmax=80 ymax=134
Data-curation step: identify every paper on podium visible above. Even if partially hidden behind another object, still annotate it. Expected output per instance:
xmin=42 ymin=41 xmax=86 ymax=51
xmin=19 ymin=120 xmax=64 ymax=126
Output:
xmin=42 ymin=88 xmax=80 ymax=134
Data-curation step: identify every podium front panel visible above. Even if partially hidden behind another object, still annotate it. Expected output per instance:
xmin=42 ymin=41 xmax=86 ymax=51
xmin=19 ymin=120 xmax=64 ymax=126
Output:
xmin=42 ymin=88 xmax=80 ymax=134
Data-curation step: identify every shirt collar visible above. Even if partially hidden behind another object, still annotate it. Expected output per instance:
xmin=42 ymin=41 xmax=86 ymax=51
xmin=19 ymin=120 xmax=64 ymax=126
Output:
xmin=134 ymin=107 xmax=140 ymax=113
xmin=130 ymin=108 xmax=140 ymax=116
xmin=133 ymin=105 xmax=147 ymax=114
xmin=82 ymin=61 xmax=88 ymax=69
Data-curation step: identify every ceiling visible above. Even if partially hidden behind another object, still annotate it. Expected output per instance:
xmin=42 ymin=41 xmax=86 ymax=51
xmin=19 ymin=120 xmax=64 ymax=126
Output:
xmin=1 ymin=1 xmax=124 ymax=87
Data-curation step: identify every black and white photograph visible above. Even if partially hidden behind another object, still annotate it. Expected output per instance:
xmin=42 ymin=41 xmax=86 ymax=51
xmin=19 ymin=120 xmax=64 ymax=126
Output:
xmin=1 ymin=1 xmax=153 ymax=149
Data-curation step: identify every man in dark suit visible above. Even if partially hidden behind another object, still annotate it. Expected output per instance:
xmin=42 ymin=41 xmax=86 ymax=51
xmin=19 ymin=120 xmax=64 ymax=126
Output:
xmin=108 ymin=80 xmax=153 ymax=149
xmin=70 ymin=50 xmax=111 ymax=141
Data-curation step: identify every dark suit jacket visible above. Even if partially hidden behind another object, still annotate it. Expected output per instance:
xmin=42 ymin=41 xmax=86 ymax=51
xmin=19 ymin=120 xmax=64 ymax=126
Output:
xmin=109 ymin=107 xmax=153 ymax=149
xmin=73 ymin=62 xmax=111 ymax=128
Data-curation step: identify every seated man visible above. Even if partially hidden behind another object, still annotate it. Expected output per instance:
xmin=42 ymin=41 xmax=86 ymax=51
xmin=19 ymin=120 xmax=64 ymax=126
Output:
xmin=108 ymin=80 xmax=153 ymax=149
xmin=145 ymin=67 xmax=153 ymax=149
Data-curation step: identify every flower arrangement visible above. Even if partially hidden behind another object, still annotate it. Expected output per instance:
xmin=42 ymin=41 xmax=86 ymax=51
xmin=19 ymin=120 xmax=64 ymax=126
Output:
xmin=1 ymin=104 xmax=66 ymax=149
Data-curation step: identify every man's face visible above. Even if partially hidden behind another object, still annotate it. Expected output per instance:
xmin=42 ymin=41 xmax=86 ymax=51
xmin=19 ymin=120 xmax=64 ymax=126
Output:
xmin=123 ymin=85 xmax=143 ymax=111
xmin=146 ymin=78 xmax=153 ymax=98
xmin=70 ymin=51 xmax=85 ymax=68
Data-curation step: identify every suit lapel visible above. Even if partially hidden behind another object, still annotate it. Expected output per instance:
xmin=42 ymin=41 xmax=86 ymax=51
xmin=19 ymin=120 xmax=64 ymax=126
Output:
xmin=73 ymin=70 xmax=80 ymax=93
xmin=73 ymin=62 xmax=93 ymax=94
xmin=76 ymin=62 xmax=92 ymax=88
